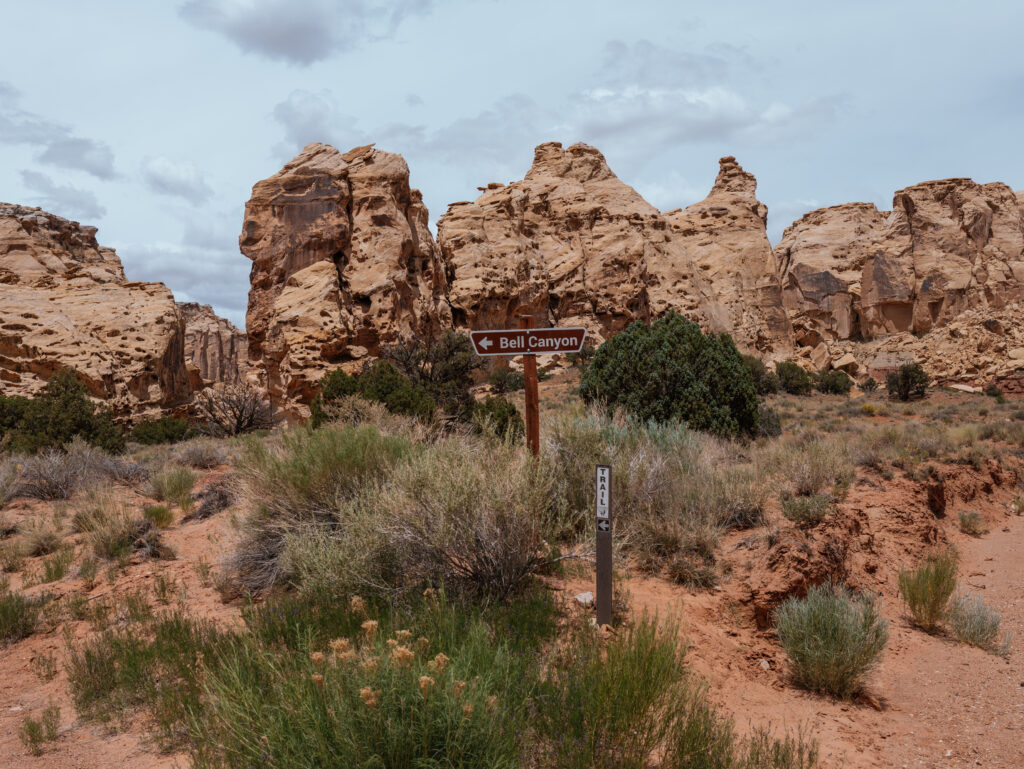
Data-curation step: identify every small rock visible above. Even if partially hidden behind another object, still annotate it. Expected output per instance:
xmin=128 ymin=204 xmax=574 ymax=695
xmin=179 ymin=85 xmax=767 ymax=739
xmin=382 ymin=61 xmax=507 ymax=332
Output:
xmin=759 ymin=659 xmax=771 ymax=671
xmin=574 ymin=591 xmax=594 ymax=607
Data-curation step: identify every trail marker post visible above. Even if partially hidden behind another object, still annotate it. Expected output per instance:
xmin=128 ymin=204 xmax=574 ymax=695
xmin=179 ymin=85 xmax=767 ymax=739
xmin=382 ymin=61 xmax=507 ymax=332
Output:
xmin=595 ymin=464 xmax=612 ymax=627
xmin=468 ymin=320 xmax=587 ymax=457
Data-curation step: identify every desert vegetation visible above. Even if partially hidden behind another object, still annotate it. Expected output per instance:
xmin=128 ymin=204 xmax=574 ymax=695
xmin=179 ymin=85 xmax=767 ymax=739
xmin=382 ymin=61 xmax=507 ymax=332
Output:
xmin=1 ymin=342 xmax=1023 ymax=765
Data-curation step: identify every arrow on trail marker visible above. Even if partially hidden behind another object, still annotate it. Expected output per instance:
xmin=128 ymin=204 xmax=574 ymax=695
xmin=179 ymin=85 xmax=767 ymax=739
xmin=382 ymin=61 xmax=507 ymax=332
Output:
xmin=479 ymin=337 xmax=492 ymax=350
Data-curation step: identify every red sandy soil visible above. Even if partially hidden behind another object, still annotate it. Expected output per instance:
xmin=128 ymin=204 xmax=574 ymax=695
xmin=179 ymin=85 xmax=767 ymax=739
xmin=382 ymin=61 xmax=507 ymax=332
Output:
xmin=1 ymin=449 xmax=1022 ymax=768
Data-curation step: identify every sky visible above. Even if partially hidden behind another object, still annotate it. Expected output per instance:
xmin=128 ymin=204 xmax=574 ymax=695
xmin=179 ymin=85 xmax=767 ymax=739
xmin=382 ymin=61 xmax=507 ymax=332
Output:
xmin=2 ymin=1 xmax=1022 ymax=328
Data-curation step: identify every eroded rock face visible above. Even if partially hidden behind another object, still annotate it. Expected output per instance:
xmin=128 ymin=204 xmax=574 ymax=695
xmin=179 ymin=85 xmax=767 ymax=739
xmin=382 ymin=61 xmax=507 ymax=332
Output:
xmin=178 ymin=302 xmax=247 ymax=386
xmin=662 ymin=156 xmax=793 ymax=353
xmin=776 ymin=179 xmax=1024 ymax=345
xmin=437 ymin=143 xmax=792 ymax=355
xmin=240 ymin=143 xmax=450 ymax=413
xmin=0 ymin=204 xmax=192 ymax=413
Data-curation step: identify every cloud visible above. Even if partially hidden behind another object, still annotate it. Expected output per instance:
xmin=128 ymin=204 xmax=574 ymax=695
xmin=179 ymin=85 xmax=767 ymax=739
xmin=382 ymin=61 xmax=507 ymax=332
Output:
xmin=36 ymin=138 xmax=116 ymax=179
xmin=179 ymin=0 xmax=437 ymax=65
xmin=140 ymin=156 xmax=214 ymax=204
xmin=20 ymin=170 xmax=107 ymax=221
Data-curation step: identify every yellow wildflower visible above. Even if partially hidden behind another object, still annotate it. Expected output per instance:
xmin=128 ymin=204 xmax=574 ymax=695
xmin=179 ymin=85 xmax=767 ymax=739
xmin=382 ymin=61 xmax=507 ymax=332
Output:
xmin=360 ymin=656 xmax=380 ymax=674
xmin=394 ymin=629 xmax=412 ymax=642
xmin=427 ymin=652 xmax=450 ymax=675
xmin=390 ymin=645 xmax=415 ymax=668
xmin=311 ymin=673 xmax=324 ymax=689
xmin=452 ymin=680 xmax=466 ymax=699
xmin=310 ymin=651 xmax=325 ymax=666
xmin=329 ymin=638 xmax=352 ymax=655
xmin=359 ymin=687 xmax=379 ymax=708
xmin=350 ymin=596 xmax=366 ymax=615
xmin=462 ymin=703 xmax=474 ymax=718
xmin=386 ymin=638 xmax=398 ymax=650
xmin=361 ymin=619 xmax=378 ymax=640
xmin=416 ymin=637 xmax=430 ymax=654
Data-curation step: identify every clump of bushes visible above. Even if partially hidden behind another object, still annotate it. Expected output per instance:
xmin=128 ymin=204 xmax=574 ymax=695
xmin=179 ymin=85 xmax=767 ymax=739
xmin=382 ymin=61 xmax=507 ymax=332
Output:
xmin=488 ymin=367 xmax=525 ymax=394
xmin=816 ymin=370 xmax=852 ymax=395
xmin=15 ymin=438 xmax=145 ymax=500
xmin=579 ymin=312 xmax=759 ymax=438
xmin=131 ymin=416 xmax=192 ymax=445
xmin=775 ymin=361 xmax=813 ymax=396
xmin=898 ymin=548 xmax=957 ymax=632
xmin=742 ymin=355 xmax=780 ymax=395
xmin=957 ymin=510 xmax=986 ymax=536
xmin=311 ymin=362 xmax=434 ymax=427
xmin=471 ymin=396 xmax=524 ymax=441
xmin=0 ymin=591 xmax=41 ymax=645
xmin=0 ymin=369 xmax=124 ymax=454
xmin=861 ymin=376 xmax=879 ymax=393
xmin=150 ymin=466 xmax=196 ymax=510
xmin=774 ymin=582 xmax=888 ymax=699
xmin=780 ymin=494 xmax=834 ymax=526
xmin=887 ymin=362 xmax=930 ymax=401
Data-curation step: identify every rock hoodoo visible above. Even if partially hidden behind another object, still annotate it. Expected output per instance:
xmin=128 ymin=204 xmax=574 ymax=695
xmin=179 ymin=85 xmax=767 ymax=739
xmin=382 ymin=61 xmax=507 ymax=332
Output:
xmin=239 ymin=143 xmax=450 ymax=413
xmin=0 ymin=203 xmax=192 ymax=415
xmin=178 ymin=302 xmax=248 ymax=387
xmin=436 ymin=143 xmax=792 ymax=354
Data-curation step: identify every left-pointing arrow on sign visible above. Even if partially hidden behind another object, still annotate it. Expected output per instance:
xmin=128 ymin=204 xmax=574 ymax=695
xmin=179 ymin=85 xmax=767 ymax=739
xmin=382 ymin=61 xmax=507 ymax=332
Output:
xmin=479 ymin=337 xmax=492 ymax=350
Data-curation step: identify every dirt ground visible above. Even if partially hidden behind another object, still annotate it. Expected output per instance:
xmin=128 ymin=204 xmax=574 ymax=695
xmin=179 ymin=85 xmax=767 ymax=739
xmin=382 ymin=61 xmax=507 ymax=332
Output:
xmin=1 ymin=401 xmax=1023 ymax=768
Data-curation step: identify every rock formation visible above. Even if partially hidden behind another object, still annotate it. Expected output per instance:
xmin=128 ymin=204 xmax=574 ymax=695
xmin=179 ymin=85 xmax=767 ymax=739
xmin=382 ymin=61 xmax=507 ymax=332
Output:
xmin=0 ymin=204 xmax=192 ymax=414
xmin=777 ymin=179 xmax=1024 ymax=346
xmin=240 ymin=143 xmax=450 ymax=413
xmin=436 ymin=143 xmax=792 ymax=354
xmin=178 ymin=302 xmax=248 ymax=386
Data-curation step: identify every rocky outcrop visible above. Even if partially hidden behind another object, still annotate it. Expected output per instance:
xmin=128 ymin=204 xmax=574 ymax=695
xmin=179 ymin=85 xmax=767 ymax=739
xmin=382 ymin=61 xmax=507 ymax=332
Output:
xmin=437 ymin=143 xmax=792 ymax=354
xmin=662 ymin=156 xmax=793 ymax=352
xmin=240 ymin=143 xmax=450 ymax=413
xmin=776 ymin=179 xmax=1024 ymax=346
xmin=0 ymin=204 xmax=192 ymax=414
xmin=178 ymin=302 xmax=247 ymax=386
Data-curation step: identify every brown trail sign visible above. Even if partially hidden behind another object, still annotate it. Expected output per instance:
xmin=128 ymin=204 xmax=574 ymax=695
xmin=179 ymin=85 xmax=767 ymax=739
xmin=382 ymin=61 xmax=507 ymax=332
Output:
xmin=469 ymin=320 xmax=587 ymax=456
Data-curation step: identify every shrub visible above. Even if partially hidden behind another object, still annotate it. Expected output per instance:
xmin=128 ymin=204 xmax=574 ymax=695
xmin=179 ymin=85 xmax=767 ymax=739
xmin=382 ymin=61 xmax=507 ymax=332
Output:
xmin=144 ymin=505 xmax=174 ymax=528
xmin=309 ymin=369 xmax=359 ymax=428
xmin=887 ymin=362 xmax=930 ymax=401
xmin=775 ymin=361 xmax=813 ymax=396
xmin=816 ymin=370 xmax=852 ymax=395
xmin=174 ymin=439 xmax=227 ymax=469
xmin=742 ymin=355 xmax=780 ymax=395
xmin=579 ymin=312 xmax=759 ymax=438
xmin=230 ymin=425 xmax=412 ymax=591
xmin=756 ymin=405 xmax=782 ymax=438
xmin=775 ymin=582 xmax=888 ymax=699
xmin=0 ymin=458 xmax=17 ymax=508
xmin=957 ymin=510 xmax=986 ymax=536
xmin=0 ymin=591 xmax=41 ymax=645
xmin=0 ymin=368 xmax=124 ymax=454
xmin=383 ymin=330 xmax=483 ymax=418
xmin=18 ymin=704 xmax=59 ymax=756
xmin=14 ymin=439 xmax=144 ymax=500
xmin=773 ymin=436 xmax=853 ymax=498
xmin=488 ymin=367 xmax=525 ymax=394
xmin=354 ymin=360 xmax=436 ymax=422
xmin=861 ymin=377 xmax=879 ymax=393
xmin=184 ymin=479 xmax=234 ymax=523
xmin=947 ymin=593 xmax=1011 ymax=656
xmin=781 ymin=494 xmax=834 ymax=526
xmin=471 ymin=396 xmax=524 ymax=441
xmin=898 ymin=548 xmax=957 ymax=632
xmin=131 ymin=416 xmax=192 ymax=445
xmin=20 ymin=517 xmax=62 ymax=556
xmin=40 ymin=547 xmax=74 ymax=583
xmin=983 ymin=383 xmax=1003 ymax=399
xmin=194 ymin=382 xmax=275 ymax=437
xmin=150 ymin=466 xmax=196 ymax=509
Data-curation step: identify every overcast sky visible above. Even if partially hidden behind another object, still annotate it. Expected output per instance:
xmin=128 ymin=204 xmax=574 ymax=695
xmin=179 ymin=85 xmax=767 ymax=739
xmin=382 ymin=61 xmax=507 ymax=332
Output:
xmin=2 ymin=1 xmax=1022 ymax=327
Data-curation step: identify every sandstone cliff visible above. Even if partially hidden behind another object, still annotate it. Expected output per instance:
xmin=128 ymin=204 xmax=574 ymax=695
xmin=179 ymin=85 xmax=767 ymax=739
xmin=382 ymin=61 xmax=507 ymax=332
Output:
xmin=777 ymin=179 xmax=1024 ymax=345
xmin=240 ymin=143 xmax=450 ymax=412
xmin=436 ymin=143 xmax=792 ymax=354
xmin=0 ymin=204 xmax=192 ymax=414
xmin=178 ymin=302 xmax=247 ymax=386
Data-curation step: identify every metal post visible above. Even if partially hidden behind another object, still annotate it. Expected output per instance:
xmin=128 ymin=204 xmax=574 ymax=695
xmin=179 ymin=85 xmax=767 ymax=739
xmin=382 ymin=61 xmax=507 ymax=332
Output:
xmin=596 ymin=464 xmax=612 ymax=627
xmin=520 ymin=314 xmax=540 ymax=457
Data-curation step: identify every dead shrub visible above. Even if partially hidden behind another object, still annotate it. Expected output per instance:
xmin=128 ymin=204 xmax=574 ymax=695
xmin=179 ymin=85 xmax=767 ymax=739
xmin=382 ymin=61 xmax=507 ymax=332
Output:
xmin=194 ymin=383 xmax=275 ymax=437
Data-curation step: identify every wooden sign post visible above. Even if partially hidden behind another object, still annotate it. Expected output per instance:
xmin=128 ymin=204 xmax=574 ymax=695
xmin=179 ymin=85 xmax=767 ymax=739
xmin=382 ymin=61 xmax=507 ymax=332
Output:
xmin=469 ymin=321 xmax=587 ymax=458
xmin=596 ymin=464 xmax=612 ymax=627
xmin=520 ymin=315 xmax=540 ymax=456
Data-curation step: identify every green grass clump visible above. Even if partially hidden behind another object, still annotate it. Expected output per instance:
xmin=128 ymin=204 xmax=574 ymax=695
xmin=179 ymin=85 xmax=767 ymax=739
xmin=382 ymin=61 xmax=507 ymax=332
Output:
xmin=40 ymin=546 xmax=74 ymax=583
xmin=775 ymin=582 xmax=888 ymax=699
xmin=957 ymin=510 xmax=986 ymax=536
xmin=947 ymin=593 xmax=1012 ymax=657
xmin=20 ymin=518 xmax=62 ymax=556
xmin=18 ymin=704 xmax=59 ymax=756
xmin=898 ymin=548 xmax=958 ymax=632
xmin=0 ymin=591 xmax=41 ymax=645
xmin=143 ymin=505 xmax=174 ymax=528
xmin=780 ymin=494 xmax=834 ymax=526
xmin=150 ymin=466 xmax=196 ymax=511
xmin=74 ymin=498 xmax=135 ymax=560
